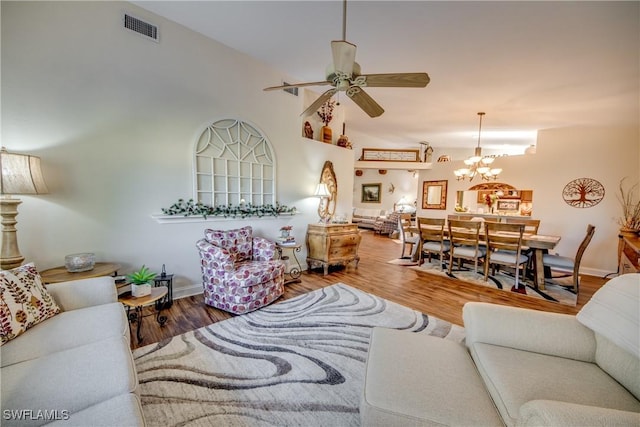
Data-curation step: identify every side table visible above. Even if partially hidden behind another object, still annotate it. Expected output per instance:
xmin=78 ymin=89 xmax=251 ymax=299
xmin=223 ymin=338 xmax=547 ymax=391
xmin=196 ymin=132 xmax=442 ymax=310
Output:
xmin=40 ymin=262 xmax=121 ymax=284
xmin=118 ymin=286 xmax=168 ymax=345
xmin=153 ymin=274 xmax=174 ymax=308
xmin=276 ymin=242 xmax=302 ymax=284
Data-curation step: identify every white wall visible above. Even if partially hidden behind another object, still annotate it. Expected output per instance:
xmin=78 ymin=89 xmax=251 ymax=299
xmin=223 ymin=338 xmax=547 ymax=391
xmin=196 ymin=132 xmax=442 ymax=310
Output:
xmin=352 ymin=169 xmax=419 ymax=213
xmin=1 ymin=1 xmax=354 ymax=297
xmin=415 ymin=126 xmax=640 ymax=276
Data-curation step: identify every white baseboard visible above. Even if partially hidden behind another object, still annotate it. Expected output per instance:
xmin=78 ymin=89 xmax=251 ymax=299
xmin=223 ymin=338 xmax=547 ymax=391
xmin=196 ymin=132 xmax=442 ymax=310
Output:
xmin=173 ymin=283 xmax=203 ymax=300
xmin=581 ymin=267 xmax=616 ymax=279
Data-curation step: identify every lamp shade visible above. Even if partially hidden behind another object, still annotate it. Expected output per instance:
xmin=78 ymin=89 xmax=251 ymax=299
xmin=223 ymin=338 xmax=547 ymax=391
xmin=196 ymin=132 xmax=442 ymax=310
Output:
xmin=313 ymin=183 xmax=331 ymax=198
xmin=0 ymin=147 xmax=49 ymax=195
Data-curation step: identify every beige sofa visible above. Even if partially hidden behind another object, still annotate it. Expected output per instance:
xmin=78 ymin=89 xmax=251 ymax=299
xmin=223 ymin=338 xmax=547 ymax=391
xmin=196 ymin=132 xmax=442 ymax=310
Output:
xmin=352 ymin=208 xmax=386 ymax=229
xmin=1 ymin=277 xmax=145 ymax=426
xmin=361 ymin=273 xmax=640 ymax=426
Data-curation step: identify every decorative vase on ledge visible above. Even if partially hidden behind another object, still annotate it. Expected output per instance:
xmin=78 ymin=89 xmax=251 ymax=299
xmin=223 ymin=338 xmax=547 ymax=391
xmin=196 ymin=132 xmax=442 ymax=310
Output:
xmin=321 ymin=125 xmax=332 ymax=144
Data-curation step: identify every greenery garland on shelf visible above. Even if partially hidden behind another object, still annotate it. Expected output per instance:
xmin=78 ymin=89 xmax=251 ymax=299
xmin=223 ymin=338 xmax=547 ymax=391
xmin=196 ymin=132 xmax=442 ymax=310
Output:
xmin=161 ymin=199 xmax=297 ymax=219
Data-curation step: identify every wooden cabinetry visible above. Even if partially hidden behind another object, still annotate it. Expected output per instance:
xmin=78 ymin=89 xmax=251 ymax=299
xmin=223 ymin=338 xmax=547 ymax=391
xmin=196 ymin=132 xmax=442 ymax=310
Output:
xmin=619 ymin=233 xmax=640 ymax=274
xmin=306 ymin=223 xmax=361 ymax=275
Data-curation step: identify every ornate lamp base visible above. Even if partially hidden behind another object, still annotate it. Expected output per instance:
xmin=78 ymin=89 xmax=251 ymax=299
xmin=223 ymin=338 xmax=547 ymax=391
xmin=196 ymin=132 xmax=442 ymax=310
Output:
xmin=1 ymin=197 xmax=25 ymax=270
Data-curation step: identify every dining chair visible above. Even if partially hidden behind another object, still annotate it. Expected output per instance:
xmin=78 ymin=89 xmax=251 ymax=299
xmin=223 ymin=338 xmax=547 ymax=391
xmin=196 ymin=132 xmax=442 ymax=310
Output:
xmin=417 ymin=217 xmax=450 ymax=270
xmin=542 ymin=224 xmax=596 ymax=293
xmin=483 ymin=222 xmax=529 ymax=290
xmin=503 ymin=218 xmax=541 ymax=271
xmin=504 ymin=218 xmax=540 ymax=235
xmin=398 ymin=213 xmax=420 ymax=259
xmin=447 ymin=219 xmax=486 ymax=275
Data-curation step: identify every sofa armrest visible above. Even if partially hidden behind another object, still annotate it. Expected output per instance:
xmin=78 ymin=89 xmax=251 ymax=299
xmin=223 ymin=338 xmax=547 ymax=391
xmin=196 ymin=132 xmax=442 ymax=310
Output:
xmin=516 ymin=400 xmax=640 ymax=427
xmin=45 ymin=276 xmax=117 ymax=311
xmin=463 ymin=302 xmax=596 ymax=362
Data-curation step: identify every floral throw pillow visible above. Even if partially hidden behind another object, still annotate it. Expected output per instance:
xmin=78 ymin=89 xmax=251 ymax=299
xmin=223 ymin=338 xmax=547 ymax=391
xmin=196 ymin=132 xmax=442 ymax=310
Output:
xmin=205 ymin=226 xmax=253 ymax=263
xmin=0 ymin=263 xmax=61 ymax=345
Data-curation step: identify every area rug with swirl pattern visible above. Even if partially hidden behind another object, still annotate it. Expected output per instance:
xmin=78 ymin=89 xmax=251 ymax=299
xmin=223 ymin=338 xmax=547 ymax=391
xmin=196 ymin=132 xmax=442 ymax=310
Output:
xmin=133 ymin=283 xmax=464 ymax=426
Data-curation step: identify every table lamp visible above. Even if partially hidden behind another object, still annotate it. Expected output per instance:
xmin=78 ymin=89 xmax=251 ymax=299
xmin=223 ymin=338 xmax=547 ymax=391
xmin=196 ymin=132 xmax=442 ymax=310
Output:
xmin=0 ymin=147 xmax=49 ymax=269
xmin=313 ymin=183 xmax=331 ymax=223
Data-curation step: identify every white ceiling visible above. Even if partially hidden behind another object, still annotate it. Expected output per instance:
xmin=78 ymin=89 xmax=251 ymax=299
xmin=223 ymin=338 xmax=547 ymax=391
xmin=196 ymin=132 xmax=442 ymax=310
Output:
xmin=132 ymin=1 xmax=639 ymax=152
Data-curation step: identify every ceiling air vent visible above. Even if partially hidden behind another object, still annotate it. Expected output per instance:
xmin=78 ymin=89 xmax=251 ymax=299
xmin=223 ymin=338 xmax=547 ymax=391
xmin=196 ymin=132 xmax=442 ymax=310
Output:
xmin=282 ymin=83 xmax=298 ymax=97
xmin=124 ymin=14 xmax=158 ymax=42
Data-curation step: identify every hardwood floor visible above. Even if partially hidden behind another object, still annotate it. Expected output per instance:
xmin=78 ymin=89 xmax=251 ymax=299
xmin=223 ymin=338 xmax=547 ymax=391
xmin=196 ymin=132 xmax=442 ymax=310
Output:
xmin=128 ymin=230 xmax=607 ymax=349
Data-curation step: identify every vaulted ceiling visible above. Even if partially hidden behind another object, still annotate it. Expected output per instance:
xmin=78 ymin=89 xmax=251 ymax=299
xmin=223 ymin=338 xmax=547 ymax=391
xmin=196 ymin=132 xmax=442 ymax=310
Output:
xmin=133 ymin=1 xmax=639 ymax=152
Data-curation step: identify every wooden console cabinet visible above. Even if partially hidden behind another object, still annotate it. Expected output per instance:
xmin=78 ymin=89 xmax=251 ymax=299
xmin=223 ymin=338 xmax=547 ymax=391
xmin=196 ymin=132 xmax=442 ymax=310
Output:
xmin=306 ymin=223 xmax=361 ymax=275
xmin=619 ymin=233 xmax=640 ymax=274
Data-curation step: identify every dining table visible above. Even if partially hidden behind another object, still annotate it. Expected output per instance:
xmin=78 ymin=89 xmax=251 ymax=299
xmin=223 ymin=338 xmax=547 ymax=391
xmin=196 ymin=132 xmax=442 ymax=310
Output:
xmin=521 ymin=234 xmax=561 ymax=290
xmin=413 ymin=223 xmax=561 ymax=291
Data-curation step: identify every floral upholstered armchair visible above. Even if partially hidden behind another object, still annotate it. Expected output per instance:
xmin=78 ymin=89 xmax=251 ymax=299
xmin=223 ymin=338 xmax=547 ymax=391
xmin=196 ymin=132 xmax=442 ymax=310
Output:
xmin=196 ymin=226 xmax=285 ymax=314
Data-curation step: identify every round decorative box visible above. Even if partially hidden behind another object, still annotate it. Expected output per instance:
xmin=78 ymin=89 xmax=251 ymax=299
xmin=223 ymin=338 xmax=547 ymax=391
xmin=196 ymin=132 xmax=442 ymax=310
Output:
xmin=65 ymin=253 xmax=96 ymax=272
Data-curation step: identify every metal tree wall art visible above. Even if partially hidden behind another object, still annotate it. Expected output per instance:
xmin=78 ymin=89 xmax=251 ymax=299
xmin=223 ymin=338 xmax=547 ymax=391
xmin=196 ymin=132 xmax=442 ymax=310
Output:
xmin=562 ymin=178 xmax=605 ymax=208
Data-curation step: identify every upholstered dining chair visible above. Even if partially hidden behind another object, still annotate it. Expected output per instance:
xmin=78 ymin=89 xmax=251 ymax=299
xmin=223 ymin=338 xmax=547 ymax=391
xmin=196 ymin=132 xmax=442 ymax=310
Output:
xmin=542 ymin=224 xmax=596 ymax=293
xmin=398 ymin=214 xmax=420 ymax=259
xmin=417 ymin=217 xmax=450 ymax=270
xmin=484 ymin=222 xmax=529 ymax=290
xmin=196 ymin=226 xmax=285 ymax=314
xmin=447 ymin=219 xmax=486 ymax=275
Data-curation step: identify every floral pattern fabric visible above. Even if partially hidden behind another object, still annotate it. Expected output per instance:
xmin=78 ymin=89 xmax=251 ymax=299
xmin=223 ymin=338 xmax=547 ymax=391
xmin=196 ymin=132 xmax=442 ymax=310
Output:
xmin=197 ymin=226 xmax=285 ymax=315
xmin=205 ymin=226 xmax=253 ymax=263
xmin=0 ymin=263 xmax=61 ymax=345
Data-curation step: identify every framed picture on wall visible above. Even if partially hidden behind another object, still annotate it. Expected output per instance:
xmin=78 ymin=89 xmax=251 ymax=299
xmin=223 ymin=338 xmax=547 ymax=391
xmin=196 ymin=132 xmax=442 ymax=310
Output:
xmin=496 ymin=199 xmax=520 ymax=212
xmin=422 ymin=180 xmax=448 ymax=209
xmin=361 ymin=183 xmax=382 ymax=203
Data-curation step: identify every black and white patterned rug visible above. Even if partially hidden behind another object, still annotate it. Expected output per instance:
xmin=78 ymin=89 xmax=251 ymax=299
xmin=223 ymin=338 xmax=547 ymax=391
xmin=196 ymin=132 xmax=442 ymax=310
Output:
xmin=133 ymin=283 xmax=464 ymax=426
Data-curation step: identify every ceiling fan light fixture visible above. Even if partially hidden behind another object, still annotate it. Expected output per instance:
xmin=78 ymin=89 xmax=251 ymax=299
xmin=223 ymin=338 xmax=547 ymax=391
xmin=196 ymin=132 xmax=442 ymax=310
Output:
xmin=263 ymin=0 xmax=429 ymax=118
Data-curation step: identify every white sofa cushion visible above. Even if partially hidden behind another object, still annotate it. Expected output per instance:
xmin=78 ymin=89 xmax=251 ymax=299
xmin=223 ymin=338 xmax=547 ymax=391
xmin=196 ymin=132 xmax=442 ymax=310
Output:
xmin=45 ymin=276 xmax=117 ymax=311
xmin=594 ymin=333 xmax=640 ymax=400
xmin=46 ymin=393 xmax=145 ymax=427
xmin=1 ymin=336 xmax=138 ymax=427
xmin=470 ymin=342 xmax=640 ymax=427
xmin=361 ymin=328 xmax=502 ymax=426
xmin=576 ymin=273 xmax=639 ymax=359
xmin=517 ymin=399 xmax=640 ymax=427
xmin=463 ymin=302 xmax=596 ymax=362
xmin=0 ymin=302 xmax=128 ymax=367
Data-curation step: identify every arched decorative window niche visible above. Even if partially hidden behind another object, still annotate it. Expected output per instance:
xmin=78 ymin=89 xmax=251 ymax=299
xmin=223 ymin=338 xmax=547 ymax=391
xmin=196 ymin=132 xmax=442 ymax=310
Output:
xmin=153 ymin=118 xmax=297 ymax=223
xmin=195 ymin=118 xmax=276 ymax=206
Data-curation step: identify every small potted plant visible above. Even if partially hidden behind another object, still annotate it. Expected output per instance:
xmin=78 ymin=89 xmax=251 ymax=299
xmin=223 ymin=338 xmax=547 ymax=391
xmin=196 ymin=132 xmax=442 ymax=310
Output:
xmin=127 ymin=265 xmax=156 ymax=297
xmin=280 ymin=225 xmax=293 ymax=238
xmin=617 ymin=177 xmax=640 ymax=235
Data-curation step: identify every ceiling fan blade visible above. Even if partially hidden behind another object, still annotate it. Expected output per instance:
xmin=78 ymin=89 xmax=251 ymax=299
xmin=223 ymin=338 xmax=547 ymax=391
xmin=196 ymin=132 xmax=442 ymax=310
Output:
xmin=264 ymin=81 xmax=332 ymax=91
xmin=361 ymin=73 xmax=430 ymax=88
xmin=331 ymin=40 xmax=357 ymax=76
xmin=301 ymin=88 xmax=337 ymax=117
xmin=346 ymin=86 xmax=384 ymax=118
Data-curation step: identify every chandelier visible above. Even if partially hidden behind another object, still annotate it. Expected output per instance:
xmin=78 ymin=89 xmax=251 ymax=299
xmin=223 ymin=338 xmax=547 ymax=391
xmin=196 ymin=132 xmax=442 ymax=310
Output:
xmin=454 ymin=112 xmax=502 ymax=181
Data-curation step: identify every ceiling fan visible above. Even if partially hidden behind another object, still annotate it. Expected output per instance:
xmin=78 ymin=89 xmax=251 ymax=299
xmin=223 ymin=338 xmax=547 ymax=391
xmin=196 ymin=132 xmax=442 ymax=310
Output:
xmin=263 ymin=0 xmax=430 ymax=118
